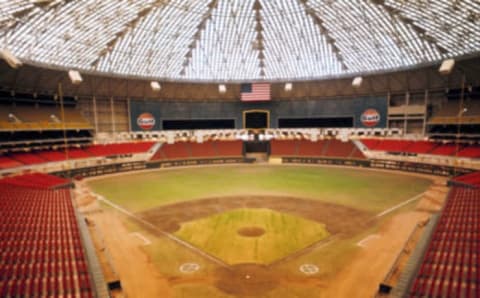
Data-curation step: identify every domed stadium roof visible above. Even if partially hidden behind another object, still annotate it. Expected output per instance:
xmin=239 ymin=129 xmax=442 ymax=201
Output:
xmin=1 ymin=0 xmax=479 ymax=82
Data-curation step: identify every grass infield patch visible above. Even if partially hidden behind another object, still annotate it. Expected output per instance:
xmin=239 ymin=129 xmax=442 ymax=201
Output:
xmin=174 ymin=208 xmax=330 ymax=265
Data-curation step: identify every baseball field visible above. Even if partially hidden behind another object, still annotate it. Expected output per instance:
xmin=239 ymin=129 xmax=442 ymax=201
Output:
xmin=87 ymin=164 xmax=433 ymax=297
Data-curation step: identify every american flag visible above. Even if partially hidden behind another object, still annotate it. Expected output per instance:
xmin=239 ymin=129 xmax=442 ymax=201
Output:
xmin=240 ymin=83 xmax=271 ymax=102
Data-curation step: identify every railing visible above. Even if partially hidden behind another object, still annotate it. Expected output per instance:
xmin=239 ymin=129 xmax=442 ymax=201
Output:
xmin=0 ymin=121 xmax=93 ymax=131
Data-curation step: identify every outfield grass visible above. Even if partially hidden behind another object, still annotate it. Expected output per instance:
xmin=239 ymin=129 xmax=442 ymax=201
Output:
xmin=174 ymin=208 xmax=329 ymax=265
xmin=88 ymin=165 xmax=432 ymax=213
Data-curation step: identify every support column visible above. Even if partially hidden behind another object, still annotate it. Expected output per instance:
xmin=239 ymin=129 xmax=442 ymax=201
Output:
xmin=404 ymin=91 xmax=409 ymax=134
xmin=127 ymin=97 xmax=132 ymax=132
xmin=423 ymin=89 xmax=429 ymax=136
xmin=110 ymin=96 xmax=115 ymax=133
xmin=92 ymin=96 xmax=99 ymax=132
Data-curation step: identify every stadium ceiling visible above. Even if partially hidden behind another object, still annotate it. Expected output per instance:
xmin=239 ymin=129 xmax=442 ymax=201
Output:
xmin=0 ymin=0 xmax=479 ymax=83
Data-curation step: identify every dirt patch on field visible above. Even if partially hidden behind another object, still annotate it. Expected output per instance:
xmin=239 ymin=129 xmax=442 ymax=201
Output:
xmin=215 ymin=264 xmax=280 ymax=296
xmin=138 ymin=195 xmax=373 ymax=235
xmin=237 ymin=226 xmax=266 ymax=237
xmin=86 ymin=210 xmax=172 ymax=298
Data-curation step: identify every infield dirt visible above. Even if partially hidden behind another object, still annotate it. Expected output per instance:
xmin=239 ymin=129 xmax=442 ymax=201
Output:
xmin=138 ymin=195 xmax=373 ymax=235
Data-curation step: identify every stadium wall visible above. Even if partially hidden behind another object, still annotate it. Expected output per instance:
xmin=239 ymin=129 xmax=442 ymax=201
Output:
xmin=129 ymin=97 xmax=387 ymax=131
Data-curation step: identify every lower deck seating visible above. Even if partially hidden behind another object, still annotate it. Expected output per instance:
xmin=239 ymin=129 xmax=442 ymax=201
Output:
xmin=297 ymin=140 xmax=325 ymax=156
xmin=214 ymin=140 xmax=243 ymax=156
xmin=429 ymin=143 xmax=459 ymax=156
xmin=0 ymin=157 xmax=24 ymax=169
xmin=0 ymin=173 xmax=71 ymax=189
xmin=67 ymin=148 xmax=93 ymax=159
xmin=0 ymin=142 xmax=157 ymax=170
xmin=270 ymin=140 xmax=298 ymax=156
xmin=270 ymin=139 xmax=365 ymax=159
xmin=150 ymin=140 xmax=243 ymax=161
xmin=360 ymin=138 xmax=480 ymax=158
xmin=404 ymin=141 xmax=438 ymax=154
xmin=86 ymin=141 xmax=155 ymax=157
xmin=457 ymin=145 xmax=480 ymax=158
xmin=10 ymin=153 xmax=46 ymax=165
xmin=36 ymin=151 xmax=68 ymax=162
xmin=451 ymin=171 xmax=480 ymax=188
xmin=409 ymin=186 xmax=480 ymax=298
xmin=189 ymin=141 xmax=217 ymax=158
xmin=156 ymin=142 xmax=190 ymax=160
xmin=324 ymin=139 xmax=361 ymax=158
xmin=0 ymin=183 xmax=94 ymax=297
xmin=372 ymin=139 xmax=413 ymax=152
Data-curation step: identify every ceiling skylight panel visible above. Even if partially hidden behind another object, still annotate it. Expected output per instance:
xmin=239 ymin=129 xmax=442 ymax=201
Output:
xmin=262 ymin=0 xmax=336 ymax=78
xmin=340 ymin=3 xmax=402 ymax=69
xmin=387 ymin=0 xmax=479 ymax=57
xmin=360 ymin=2 xmax=414 ymax=65
xmin=2 ymin=0 xmax=479 ymax=81
xmin=103 ymin=0 xmax=210 ymax=78
xmin=186 ymin=0 xmax=257 ymax=80
xmin=0 ymin=0 xmax=33 ymax=24
xmin=260 ymin=7 xmax=296 ymax=77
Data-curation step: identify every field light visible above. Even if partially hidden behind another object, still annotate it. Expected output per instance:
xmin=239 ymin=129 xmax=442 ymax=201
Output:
xmin=68 ymin=70 xmax=83 ymax=85
xmin=284 ymin=82 xmax=293 ymax=91
xmin=219 ymin=84 xmax=227 ymax=93
xmin=150 ymin=81 xmax=161 ymax=92
xmin=352 ymin=76 xmax=363 ymax=88
xmin=439 ymin=59 xmax=455 ymax=75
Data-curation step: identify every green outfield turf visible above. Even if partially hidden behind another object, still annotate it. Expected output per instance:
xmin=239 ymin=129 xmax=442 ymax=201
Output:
xmin=174 ymin=208 xmax=330 ymax=265
xmin=88 ymin=165 xmax=432 ymax=213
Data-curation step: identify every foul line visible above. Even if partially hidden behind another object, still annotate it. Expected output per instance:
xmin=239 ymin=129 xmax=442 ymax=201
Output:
xmin=96 ymin=195 xmax=229 ymax=268
xmin=357 ymin=234 xmax=380 ymax=248
xmin=130 ymin=232 xmax=151 ymax=246
xmin=376 ymin=192 xmax=426 ymax=218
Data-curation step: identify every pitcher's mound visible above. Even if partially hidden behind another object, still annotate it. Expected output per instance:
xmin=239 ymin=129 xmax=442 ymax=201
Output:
xmin=237 ymin=226 xmax=265 ymax=237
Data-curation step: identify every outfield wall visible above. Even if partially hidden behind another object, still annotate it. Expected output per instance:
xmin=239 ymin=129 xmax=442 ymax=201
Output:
xmin=54 ymin=156 xmax=475 ymax=179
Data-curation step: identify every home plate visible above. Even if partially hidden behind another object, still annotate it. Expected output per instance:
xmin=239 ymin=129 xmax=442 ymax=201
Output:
xmin=357 ymin=234 xmax=381 ymax=248
xmin=130 ymin=232 xmax=151 ymax=246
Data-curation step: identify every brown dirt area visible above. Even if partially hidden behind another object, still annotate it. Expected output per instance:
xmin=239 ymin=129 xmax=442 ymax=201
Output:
xmin=85 ymin=210 xmax=172 ymax=298
xmin=138 ymin=195 xmax=373 ymax=235
xmin=237 ymin=226 xmax=266 ymax=237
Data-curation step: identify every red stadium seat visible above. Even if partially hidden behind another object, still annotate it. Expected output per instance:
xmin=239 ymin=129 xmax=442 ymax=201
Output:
xmin=0 ymin=184 xmax=94 ymax=297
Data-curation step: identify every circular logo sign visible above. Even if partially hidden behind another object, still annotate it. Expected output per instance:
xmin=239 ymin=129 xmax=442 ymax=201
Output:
xmin=361 ymin=109 xmax=380 ymax=127
xmin=137 ymin=113 xmax=156 ymax=130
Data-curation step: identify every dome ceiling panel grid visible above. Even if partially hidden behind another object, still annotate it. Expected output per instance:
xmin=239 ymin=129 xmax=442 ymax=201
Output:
xmin=0 ymin=0 xmax=479 ymax=82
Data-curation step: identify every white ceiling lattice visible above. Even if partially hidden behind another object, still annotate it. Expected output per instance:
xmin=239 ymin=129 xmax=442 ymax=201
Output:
xmin=1 ymin=0 xmax=479 ymax=82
